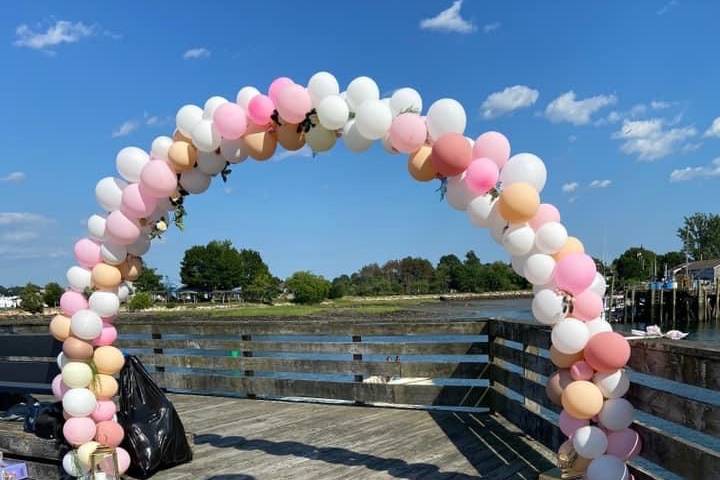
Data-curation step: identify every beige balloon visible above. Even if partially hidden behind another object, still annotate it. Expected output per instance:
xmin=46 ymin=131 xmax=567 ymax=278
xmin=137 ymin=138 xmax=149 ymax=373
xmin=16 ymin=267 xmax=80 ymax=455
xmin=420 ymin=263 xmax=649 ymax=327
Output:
xmin=407 ymin=145 xmax=437 ymax=182
xmin=63 ymin=336 xmax=95 ymax=360
xmin=275 ymin=123 xmax=306 ymax=152
xmin=92 ymin=263 xmax=122 ymax=290
xmin=173 ymin=129 xmax=192 ymax=143
xmin=93 ymin=346 xmax=125 ymax=375
xmin=90 ymin=374 xmax=118 ymax=400
xmin=50 ymin=314 xmax=72 ymax=341
xmin=168 ymin=141 xmax=198 ymax=173
xmin=119 ymin=256 xmax=143 ymax=282
xmin=554 ymin=237 xmax=585 ymax=261
xmin=244 ymin=131 xmax=278 ymax=161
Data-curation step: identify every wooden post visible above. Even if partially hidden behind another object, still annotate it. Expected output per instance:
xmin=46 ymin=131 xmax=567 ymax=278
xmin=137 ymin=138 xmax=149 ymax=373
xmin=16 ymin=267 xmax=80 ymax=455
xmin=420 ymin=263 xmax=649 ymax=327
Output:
xmin=241 ymin=334 xmax=256 ymax=399
xmin=659 ymin=287 xmax=664 ymax=326
xmin=631 ymin=288 xmax=636 ymax=323
xmin=352 ymin=335 xmax=365 ymax=405
xmin=151 ymin=332 xmax=164 ymax=373
xmin=673 ymin=286 xmax=677 ymax=329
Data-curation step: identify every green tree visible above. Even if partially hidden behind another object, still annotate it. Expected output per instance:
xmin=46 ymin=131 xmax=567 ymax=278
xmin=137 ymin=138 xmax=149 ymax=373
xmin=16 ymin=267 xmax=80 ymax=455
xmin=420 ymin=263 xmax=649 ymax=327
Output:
xmin=677 ymin=212 xmax=720 ymax=261
xmin=434 ymin=254 xmax=463 ymax=292
xmin=134 ymin=266 xmax=164 ymax=293
xmin=242 ymin=271 xmax=281 ymax=304
xmin=20 ymin=283 xmax=44 ymax=314
xmin=286 ymin=271 xmax=331 ymax=304
xmin=128 ymin=292 xmax=153 ymax=311
xmin=458 ymin=251 xmax=483 ymax=292
xmin=658 ymin=251 xmax=686 ymax=272
xmin=43 ymin=282 xmax=63 ymax=307
xmin=612 ymin=247 xmax=657 ymax=284
xmin=329 ymin=275 xmax=351 ymax=299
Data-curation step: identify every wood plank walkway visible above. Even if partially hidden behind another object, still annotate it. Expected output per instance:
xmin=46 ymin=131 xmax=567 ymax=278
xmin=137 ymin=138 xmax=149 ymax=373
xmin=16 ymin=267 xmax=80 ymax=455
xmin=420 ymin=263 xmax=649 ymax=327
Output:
xmin=151 ymin=394 xmax=554 ymax=480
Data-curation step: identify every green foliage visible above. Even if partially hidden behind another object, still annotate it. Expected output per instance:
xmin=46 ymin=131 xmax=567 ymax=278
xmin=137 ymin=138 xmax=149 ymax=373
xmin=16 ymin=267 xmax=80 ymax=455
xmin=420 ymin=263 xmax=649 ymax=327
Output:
xmin=286 ymin=271 xmax=331 ymax=304
xmin=329 ymin=275 xmax=350 ymax=299
xmin=20 ymin=283 xmax=44 ymax=313
xmin=128 ymin=292 xmax=153 ymax=311
xmin=242 ymin=271 xmax=281 ymax=304
xmin=134 ymin=266 xmax=164 ymax=292
xmin=43 ymin=282 xmax=63 ymax=307
xmin=658 ymin=251 xmax=686 ymax=269
xmin=677 ymin=212 xmax=720 ymax=261
xmin=612 ymin=247 xmax=657 ymax=284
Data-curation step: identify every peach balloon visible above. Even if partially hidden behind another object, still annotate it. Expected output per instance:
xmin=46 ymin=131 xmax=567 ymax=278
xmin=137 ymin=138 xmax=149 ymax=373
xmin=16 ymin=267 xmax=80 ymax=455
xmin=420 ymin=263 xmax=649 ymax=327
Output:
xmin=498 ymin=182 xmax=540 ymax=224
xmin=244 ymin=131 xmax=277 ymax=161
xmin=63 ymin=336 xmax=95 ymax=360
xmin=550 ymin=345 xmax=585 ymax=369
xmin=528 ymin=203 xmax=561 ymax=231
xmin=93 ymin=346 xmax=125 ymax=375
xmin=408 ymin=145 xmax=437 ymax=182
xmin=92 ymin=263 xmax=122 ymax=290
xmin=95 ymin=420 xmax=125 ymax=448
xmin=546 ymin=369 xmax=573 ymax=406
xmin=561 ymin=380 xmax=604 ymax=420
xmin=168 ymin=141 xmax=198 ymax=172
xmin=430 ymin=132 xmax=472 ymax=177
xmin=554 ymin=237 xmax=585 ymax=261
xmin=90 ymin=374 xmax=119 ymax=400
xmin=50 ymin=314 xmax=72 ymax=341
xmin=275 ymin=123 xmax=306 ymax=151
xmin=584 ymin=332 xmax=631 ymax=373
xmin=173 ymin=129 xmax=192 ymax=143
xmin=119 ymin=256 xmax=143 ymax=282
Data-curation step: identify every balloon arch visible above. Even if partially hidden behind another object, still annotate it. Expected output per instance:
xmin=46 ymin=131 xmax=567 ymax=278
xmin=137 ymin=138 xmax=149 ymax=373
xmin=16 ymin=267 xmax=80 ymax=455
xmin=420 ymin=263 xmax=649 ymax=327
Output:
xmin=50 ymin=72 xmax=638 ymax=479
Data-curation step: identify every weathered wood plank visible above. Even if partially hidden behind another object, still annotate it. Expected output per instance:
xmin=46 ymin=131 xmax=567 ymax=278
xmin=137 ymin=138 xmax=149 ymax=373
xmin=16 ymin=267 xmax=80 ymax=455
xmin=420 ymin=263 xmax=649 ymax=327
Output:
xmin=492 ymin=341 xmax=554 ymax=377
xmin=491 ymin=364 xmax=559 ymax=413
xmin=489 ymin=388 xmax=562 ymax=452
xmin=0 ymin=422 xmax=62 ymax=459
xmin=0 ymin=360 xmax=59 ymax=384
xmin=489 ymin=321 xmax=551 ymax=349
xmin=0 ymin=334 xmax=61 ymax=357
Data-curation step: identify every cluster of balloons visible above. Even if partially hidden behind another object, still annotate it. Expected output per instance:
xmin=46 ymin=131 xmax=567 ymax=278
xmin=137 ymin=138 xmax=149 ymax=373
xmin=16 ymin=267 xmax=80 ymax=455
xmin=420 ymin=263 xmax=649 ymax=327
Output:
xmin=59 ymin=71 xmax=636 ymax=479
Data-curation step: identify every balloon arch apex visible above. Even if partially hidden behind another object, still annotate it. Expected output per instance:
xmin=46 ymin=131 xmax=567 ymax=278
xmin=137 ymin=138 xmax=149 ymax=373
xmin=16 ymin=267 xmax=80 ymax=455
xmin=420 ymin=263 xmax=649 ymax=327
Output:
xmin=52 ymin=71 xmax=636 ymax=479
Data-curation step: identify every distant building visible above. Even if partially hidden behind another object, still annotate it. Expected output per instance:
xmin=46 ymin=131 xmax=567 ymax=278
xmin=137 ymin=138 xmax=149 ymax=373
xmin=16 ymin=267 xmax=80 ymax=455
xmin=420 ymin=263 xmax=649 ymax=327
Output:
xmin=671 ymin=259 xmax=720 ymax=289
xmin=0 ymin=295 xmax=21 ymax=309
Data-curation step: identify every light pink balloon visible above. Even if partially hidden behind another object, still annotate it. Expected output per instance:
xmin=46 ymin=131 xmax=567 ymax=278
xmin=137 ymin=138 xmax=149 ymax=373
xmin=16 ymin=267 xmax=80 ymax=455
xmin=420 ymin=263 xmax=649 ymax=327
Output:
xmin=247 ymin=94 xmax=275 ymax=126
xmin=606 ymin=428 xmax=642 ymax=460
xmin=276 ymin=84 xmax=312 ymax=124
xmin=92 ymin=321 xmax=118 ymax=347
xmin=121 ymin=183 xmax=158 ymax=219
xmin=108 ymin=447 xmax=131 ymax=474
xmin=51 ymin=374 xmax=69 ymax=400
xmin=570 ymin=360 xmax=595 ymax=381
xmin=74 ymin=238 xmax=102 ymax=268
xmin=528 ymin=204 xmax=561 ymax=231
xmin=573 ymin=290 xmax=604 ymax=321
xmin=213 ymin=102 xmax=248 ymax=139
xmin=473 ymin=131 xmax=510 ymax=169
xmin=63 ymin=417 xmax=97 ymax=446
xmin=559 ymin=409 xmax=589 ymax=437
xmin=389 ymin=113 xmax=427 ymax=153
xmin=60 ymin=291 xmax=88 ymax=316
xmin=140 ymin=159 xmax=178 ymax=198
xmin=268 ymin=77 xmax=294 ymax=104
xmin=554 ymin=253 xmax=597 ymax=295
xmin=91 ymin=400 xmax=117 ymax=423
xmin=465 ymin=158 xmax=499 ymax=194
xmin=105 ymin=210 xmax=141 ymax=246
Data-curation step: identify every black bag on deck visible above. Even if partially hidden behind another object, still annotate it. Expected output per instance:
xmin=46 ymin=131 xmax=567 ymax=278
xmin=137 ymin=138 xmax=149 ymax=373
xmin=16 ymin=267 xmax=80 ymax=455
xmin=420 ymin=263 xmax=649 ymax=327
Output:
xmin=117 ymin=355 xmax=192 ymax=479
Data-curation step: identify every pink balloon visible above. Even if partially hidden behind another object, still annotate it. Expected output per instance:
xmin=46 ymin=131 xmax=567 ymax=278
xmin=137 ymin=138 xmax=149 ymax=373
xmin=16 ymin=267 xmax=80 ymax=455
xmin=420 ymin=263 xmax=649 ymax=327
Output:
xmin=465 ymin=158 xmax=499 ymax=195
xmin=389 ymin=113 xmax=427 ymax=153
xmin=105 ymin=210 xmax=141 ymax=246
xmin=573 ymin=290 xmax=604 ymax=321
xmin=276 ymin=84 xmax=312 ymax=124
xmin=606 ymin=428 xmax=642 ymax=460
xmin=74 ymin=238 xmax=102 ymax=268
xmin=92 ymin=321 xmax=118 ymax=347
xmin=570 ymin=360 xmax=595 ymax=381
xmin=528 ymin=204 xmax=561 ymax=231
xmin=95 ymin=420 xmax=125 ymax=448
xmin=247 ymin=94 xmax=275 ymax=126
xmin=60 ymin=291 xmax=88 ymax=316
xmin=140 ymin=159 xmax=178 ymax=198
xmin=554 ymin=253 xmax=597 ymax=295
xmin=268 ymin=77 xmax=294 ymax=104
xmin=91 ymin=400 xmax=117 ymax=423
xmin=121 ymin=183 xmax=158 ymax=219
xmin=112 ymin=447 xmax=131 ymax=474
xmin=213 ymin=102 xmax=248 ymax=139
xmin=63 ymin=417 xmax=97 ymax=446
xmin=472 ymin=131 xmax=510 ymax=170
xmin=51 ymin=374 xmax=69 ymax=400
xmin=559 ymin=409 xmax=589 ymax=437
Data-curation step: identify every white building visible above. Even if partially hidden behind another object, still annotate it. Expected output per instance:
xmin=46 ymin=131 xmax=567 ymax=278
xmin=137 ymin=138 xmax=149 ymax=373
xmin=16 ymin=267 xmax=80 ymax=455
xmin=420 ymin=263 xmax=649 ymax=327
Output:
xmin=0 ymin=295 xmax=20 ymax=309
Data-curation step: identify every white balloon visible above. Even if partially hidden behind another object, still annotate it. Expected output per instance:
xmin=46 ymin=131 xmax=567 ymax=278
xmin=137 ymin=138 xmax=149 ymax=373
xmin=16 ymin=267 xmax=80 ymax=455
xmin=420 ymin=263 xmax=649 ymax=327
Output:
xmin=511 ymin=255 xmax=528 ymax=276
xmin=502 ymin=224 xmax=536 ymax=256
xmin=586 ymin=318 xmax=613 ymax=337
xmin=308 ymin=71 xmax=340 ymax=107
xmin=306 ymin=126 xmax=337 ymax=152
xmin=599 ymin=398 xmax=635 ymax=431
xmin=236 ymin=86 xmax=260 ymax=110
xmin=345 ymin=76 xmax=380 ymax=111
xmin=180 ymin=169 xmax=212 ymax=194
xmin=572 ymin=426 xmax=608 ymax=459
xmin=488 ymin=204 xmax=508 ymax=243
xmin=116 ymin=147 xmax=149 ymax=183
xmin=551 ymin=318 xmax=590 ymax=354
xmin=63 ymin=451 xmax=89 ymax=476
xmin=593 ymin=369 xmax=630 ymax=399
xmin=100 ymin=242 xmax=127 ymax=265
xmin=67 ymin=266 xmax=92 ymax=292
xmin=95 ymin=177 xmax=127 ymax=212
xmin=317 ymin=95 xmax=350 ymax=130
xmin=586 ymin=455 xmax=628 ymax=480
xmin=590 ymin=272 xmax=607 ymax=297
xmin=524 ymin=254 xmax=556 ymax=286
xmin=89 ymin=291 xmax=120 ymax=317
xmin=62 ymin=388 xmax=97 ymax=417
xmin=117 ymin=282 xmax=132 ymax=303
xmin=220 ymin=138 xmax=248 ymax=164
xmin=426 ymin=98 xmax=466 ymax=140
xmin=342 ymin=119 xmax=373 ymax=152
xmin=191 ymin=119 xmax=221 ymax=152
xmin=127 ymin=233 xmax=151 ymax=257
xmin=532 ymin=289 xmax=565 ymax=325
xmin=390 ymin=88 xmax=423 ymax=116
xmin=57 ymin=352 xmax=69 ymax=370
xmin=535 ymin=222 xmax=568 ymax=254
xmin=203 ymin=96 xmax=229 ymax=119
xmin=355 ymin=100 xmax=393 ymax=140
xmin=500 ymin=153 xmax=547 ymax=192
xmin=446 ymin=174 xmax=478 ymax=211
xmin=87 ymin=214 xmax=106 ymax=241
xmin=466 ymin=195 xmax=495 ymax=227
xmin=70 ymin=309 xmax=103 ymax=340
xmin=151 ymin=136 xmax=173 ymax=160
xmin=197 ymin=151 xmax=226 ymax=176
xmin=176 ymin=104 xmax=203 ymax=137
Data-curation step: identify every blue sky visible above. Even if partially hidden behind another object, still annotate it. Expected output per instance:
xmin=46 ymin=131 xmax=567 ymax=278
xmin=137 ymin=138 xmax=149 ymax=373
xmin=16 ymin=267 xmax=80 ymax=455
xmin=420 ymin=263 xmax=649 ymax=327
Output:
xmin=1 ymin=0 xmax=719 ymax=286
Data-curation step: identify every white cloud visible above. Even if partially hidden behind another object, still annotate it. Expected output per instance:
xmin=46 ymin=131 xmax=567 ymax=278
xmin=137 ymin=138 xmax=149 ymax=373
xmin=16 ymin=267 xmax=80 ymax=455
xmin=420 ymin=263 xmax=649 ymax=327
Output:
xmin=0 ymin=212 xmax=52 ymax=226
xmin=480 ymin=85 xmax=539 ymax=119
xmin=651 ymin=100 xmax=671 ymax=110
xmin=111 ymin=120 xmax=140 ymax=138
xmin=183 ymin=47 xmax=211 ymax=60
xmin=670 ymin=158 xmax=720 ymax=182
xmin=13 ymin=20 xmax=94 ymax=53
xmin=545 ymin=91 xmax=617 ymax=125
xmin=0 ymin=244 xmax=66 ymax=260
xmin=1 ymin=231 xmax=39 ymax=242
xmin=0 ymin=172 xmax=26 ymax=183
xmin=657 ymin=0 xmax=678 ymax=15
xmin=613 ymin=118 xmax=697 ymax=161
xmin=483 ymin=22 xmax=501 ymax=34
xmin=562 ymin=182 xmax=579 ymax=193
xmin=704 ymin=117 xmax=720 ymax=138
xmin=568 ymin=135 xmax=577 ymax=143
xmin=589 ymin=179 xmax=612 ymax=188
xmin=420 ymin=1 xmax=476 ymax=34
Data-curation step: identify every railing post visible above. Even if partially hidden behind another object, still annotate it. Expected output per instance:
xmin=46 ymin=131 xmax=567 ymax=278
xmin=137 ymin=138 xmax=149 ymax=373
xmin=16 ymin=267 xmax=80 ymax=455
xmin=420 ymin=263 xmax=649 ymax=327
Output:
xmin=352 ymin=335 xmax=365 ymax=405
xmin=487 ymin=320 xmax=496 ymax=412
xmin=241 ymin=334 xmax=256 ymax=399
xmin=152 ymin=332 xmax=164 ymax=373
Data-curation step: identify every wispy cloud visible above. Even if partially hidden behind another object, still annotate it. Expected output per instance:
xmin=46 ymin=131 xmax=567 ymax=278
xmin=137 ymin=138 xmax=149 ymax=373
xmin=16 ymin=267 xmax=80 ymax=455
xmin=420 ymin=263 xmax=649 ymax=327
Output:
xmin=0 ymin=212 xmax=52 ymax=226
xmin=545 ymin=91 xmax=617 ymax=125
xmin=589 ymin=179 xmax=612 ymax=188
xmin=562 ymin=182 xmax=579 ymax=193
xmin=183 ymin=47 xmax=211 ymax=60
xmin=111 ymin=113 xmax=168 ymax=138
xmin=420 ymin=1 xmax=476 ymax=34
xmin=111 ymin=120 xmax=140 ymax=138
xmin=657 ymin=0 xmax=678 ymax=15
xmin=704 ymin=117 xmax=720 ymax=138
xmin=483 ymin=22 xmax=501 ymax=34
xmin=0 ymin=172 xmax=26 ymax=183
xmin=670 ymin=158 xmax=720 ymax=182
xmin=613 ymin=118 xmax=697 ymax=161
xmin=1 ymin=231 xmax=39 ymax=242
xmin=480 ymin=85 xmax=539 ymax=119
xmin=13 ymin=20 xmax=95 ymax=54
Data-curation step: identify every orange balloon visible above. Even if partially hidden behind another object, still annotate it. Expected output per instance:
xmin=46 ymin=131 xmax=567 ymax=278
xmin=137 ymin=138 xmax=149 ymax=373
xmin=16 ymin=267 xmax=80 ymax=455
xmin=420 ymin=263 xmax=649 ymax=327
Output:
xmin=498 ymin=182 xmax=540 ymax=223
xmin=561 ymin=380 xmax=604 ymax=420
xmin=119 ymin=257 xmax=143 ymax=282
xmin=407 ymin=145 xmax=437 ymax=182
xmin=245 ymin=131 xmax=277 ymax=161
xmin=550 ymin=345 xmax=585 ymax=369
xmin=554 ymin=237 xmax=585 ymax=261
xmin=168 ymin=141 xmax=198 ymax=173
xmin=430 ymin=133 xmax=472 ymax=177
xmin=50 ymin=314 xmax=71 ymax=341
xmin=90 ymin=374 xmax=118 ymax=400
xmin=173 ymin=129 xmax=192 ymax=143
xmin=63 ymin=336 xmax=94 ymax=360
xmin=92 ymin=263 xmax=122 ymax=290
xmin=275 ymin=123 xmax=306 ymax=151
xmin=93 ymin=346 xmax=125 ymax=375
